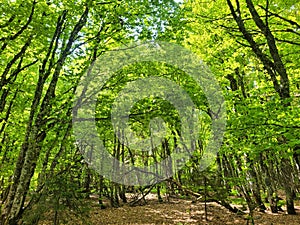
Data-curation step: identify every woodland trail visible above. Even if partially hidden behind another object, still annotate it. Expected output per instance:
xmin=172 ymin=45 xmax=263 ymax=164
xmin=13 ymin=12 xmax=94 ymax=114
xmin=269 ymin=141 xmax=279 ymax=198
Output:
xmin=40 ymin=195 xmax=300 ymax=225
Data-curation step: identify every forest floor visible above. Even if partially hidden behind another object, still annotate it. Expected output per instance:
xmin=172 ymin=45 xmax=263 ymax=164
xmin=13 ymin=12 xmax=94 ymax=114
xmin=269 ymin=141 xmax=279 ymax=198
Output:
xmin=40 ymin=194 xmax=300 ymax=225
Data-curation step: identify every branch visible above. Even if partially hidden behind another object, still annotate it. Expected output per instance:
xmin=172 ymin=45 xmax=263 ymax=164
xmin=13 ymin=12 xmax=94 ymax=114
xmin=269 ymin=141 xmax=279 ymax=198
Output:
xmin=271 ymin=29 xmax=300 ymax=36
xmin=229 ymin=122 xmax=300 ymax=130
xmin=39 ymin=10 xmax=68 ymax=78
xmin=0 ymin=36 xmax=32 ymax=89
xmin=265 ymin=0 xmax=269 ymax=28
xmin=0 ymin=0 xmax=36 ymax=54
xmin=275 ymin=38 xmax=300 ymax=46
xmin=226 ymin=0 xmax=281 ymax=97
xmin=129 ymin=182 xmax=157 ymax=206
xmin=258 ymin=5 xmax=300 ymax=29
xmin=246 ymin=0 xmax=290 ymax=99
xmin=195 ymin=13 xmax=232 ymax=23
xmin=167 ymin=178 xmax=202 ymax=198
xmin=0 ymin=15 xmax=16 ymax=29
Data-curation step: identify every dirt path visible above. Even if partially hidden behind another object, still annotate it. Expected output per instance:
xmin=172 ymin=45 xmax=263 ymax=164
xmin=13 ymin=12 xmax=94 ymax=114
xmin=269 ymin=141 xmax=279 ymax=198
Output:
xmin=40 ymin=196 xmax=300 ymax=225
xmin=90 ymin=199 xmax=300 ymax=225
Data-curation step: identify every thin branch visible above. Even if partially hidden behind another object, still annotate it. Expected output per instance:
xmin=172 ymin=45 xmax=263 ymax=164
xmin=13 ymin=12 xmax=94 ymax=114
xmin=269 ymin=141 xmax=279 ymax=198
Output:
xmin=0 ymin=35 xmax=33 ymax=89
xmin=275 ymin=38 xmax=300 ymax=46
xmin=0 ymin=0 xmax=37 ymax=54
xmin=265 ymin=0 xmax=269 ymax=28
xmin=0 ymin=15 xmax=16 ymax=29
xmin=8 ymin=0 xmax=36 ymax=41
xmin=258 ymin=5 xmax=300 ymax=29
xmin=271 ymin=29 xmax=300 ymax=36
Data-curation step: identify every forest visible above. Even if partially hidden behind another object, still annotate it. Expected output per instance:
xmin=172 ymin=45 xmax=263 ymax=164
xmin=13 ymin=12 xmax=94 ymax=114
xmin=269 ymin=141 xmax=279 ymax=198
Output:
xmin=0 ymin=0 xmax=299 ymax=224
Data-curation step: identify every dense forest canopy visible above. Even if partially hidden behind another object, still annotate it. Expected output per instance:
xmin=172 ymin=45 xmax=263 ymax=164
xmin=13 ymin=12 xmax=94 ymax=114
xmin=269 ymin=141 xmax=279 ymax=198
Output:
xmin=0 ymin=0 xmax=299 ymax=224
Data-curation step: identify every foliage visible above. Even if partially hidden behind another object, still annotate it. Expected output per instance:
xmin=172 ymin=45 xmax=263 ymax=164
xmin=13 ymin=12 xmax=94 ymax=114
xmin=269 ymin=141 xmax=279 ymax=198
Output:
xmin=0 ymin=0 xmax=299 ymax=223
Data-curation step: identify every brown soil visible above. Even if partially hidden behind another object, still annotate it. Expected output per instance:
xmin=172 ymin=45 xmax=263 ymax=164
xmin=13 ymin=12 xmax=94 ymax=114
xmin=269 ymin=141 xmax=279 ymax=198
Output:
xmin=39 ymin=195 xmax=300 ymax=225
